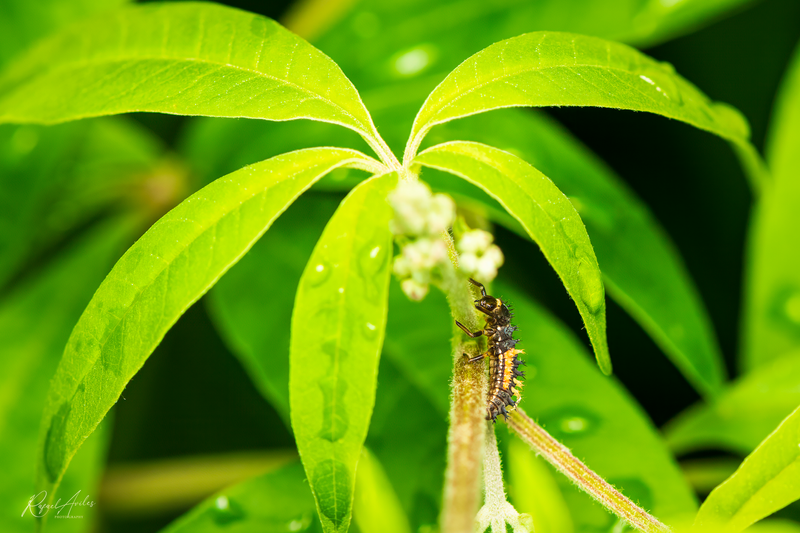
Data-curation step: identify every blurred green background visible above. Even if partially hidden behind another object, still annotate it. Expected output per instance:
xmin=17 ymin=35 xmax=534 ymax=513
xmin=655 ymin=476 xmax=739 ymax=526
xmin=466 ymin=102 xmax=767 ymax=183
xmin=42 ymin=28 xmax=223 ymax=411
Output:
xmin=2 ymin=0 xmax=800 ymax=532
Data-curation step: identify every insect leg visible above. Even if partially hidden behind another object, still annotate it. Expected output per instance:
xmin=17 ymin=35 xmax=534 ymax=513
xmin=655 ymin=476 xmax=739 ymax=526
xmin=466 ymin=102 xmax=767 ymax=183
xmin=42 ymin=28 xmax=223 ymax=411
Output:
xmin=468 ymin=278 xmax=487 ymax=297
xmin=468 ymin=352 xmax=489 ymax=363
xmin=455 ymin=320 xmax=484 ymax=338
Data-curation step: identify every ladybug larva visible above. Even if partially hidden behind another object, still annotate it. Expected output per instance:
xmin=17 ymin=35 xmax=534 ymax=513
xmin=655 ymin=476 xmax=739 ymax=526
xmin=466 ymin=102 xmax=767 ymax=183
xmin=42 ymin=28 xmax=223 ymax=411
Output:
xmin=456 ymin=279 xmax=525 ymax=422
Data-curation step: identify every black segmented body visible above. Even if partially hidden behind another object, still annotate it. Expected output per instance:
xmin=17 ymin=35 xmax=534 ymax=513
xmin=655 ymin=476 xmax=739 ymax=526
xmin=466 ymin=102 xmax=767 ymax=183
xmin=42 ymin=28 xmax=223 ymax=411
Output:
xmin=455 ymin=279 xmax=525 ymax=422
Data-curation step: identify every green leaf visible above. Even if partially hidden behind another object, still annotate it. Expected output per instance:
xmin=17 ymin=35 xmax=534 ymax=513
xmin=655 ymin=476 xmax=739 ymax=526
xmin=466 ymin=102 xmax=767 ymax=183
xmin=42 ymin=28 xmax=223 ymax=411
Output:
xmin=1 ymin=217 xmax=134 ymax=532
xmin=742 ymin=41 xmax=800 ymax=372
xmin=745 ymin=520 xmax=800 ymax=533
xmin=208 ymin=194 xmax=447 ymax=529
xmin=506 ymin=432 xmax=574 ymax=533
xmin=35 ymin=147 xmax=377 ymax=509
xmin=664 ymin=352 xmax=800 ymax=456
xmin=353 ymin=447 xmax=412 ymax=533
xmin=0 ymin=2 xmax=395 ymax=164
xmin=422 ymin=109 xmax=726 ymax=397
xmin=160 ymin=461 xmax=322 ymax=533
xmin=298 ymin=0 xmax=761 ymax=118
xmin=693 ymin=405 xmax=800 ymax=532
xmin=496 ymin=279 xmax=697 ymax=528
xmin=290 ymin=173 xmax=396 ymax=533
xmin=209 ymin=193 xmax=343 ymax=422
xmin=415 ymin=141 xmax=610 ymax=374
xmin=0 ymin=0 xmax=129 ymax=69
xmin=403 ymin=31 xmax=763 ymax=190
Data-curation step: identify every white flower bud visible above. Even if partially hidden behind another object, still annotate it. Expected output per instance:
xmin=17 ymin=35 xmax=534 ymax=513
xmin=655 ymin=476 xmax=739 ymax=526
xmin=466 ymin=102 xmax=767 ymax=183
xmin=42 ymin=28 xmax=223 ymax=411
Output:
xmin=457 ymin=229 xmax=493 ymax=255
xmin=427 ymin=194 xmax=456 ymax=234
xmin=475 ymin=245 xmax=504 ymax=282
xmin=401 ymin=278 xmax=429 ymax=301
xmin=393 ymin=255 xmax=411 ymax=278
xmin=459 ymin=253 xmax=479 ymax=274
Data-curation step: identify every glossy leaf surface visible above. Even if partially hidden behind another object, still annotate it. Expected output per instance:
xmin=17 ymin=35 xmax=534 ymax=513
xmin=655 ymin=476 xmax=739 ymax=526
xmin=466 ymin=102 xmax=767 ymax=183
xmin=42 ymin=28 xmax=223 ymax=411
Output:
xmin=0 ymin=0 xmax=128 ymax=69
xmin=209 ymin=194 xmax=342 ymax=423
xmin=404 ymin=31 xmax=759 ymax=187
xmin=290 ymin=174 xmax=396 ymax=533
xmin=422 ymin=110 xmax=725 ymax=397
xmin=415 ymin=141 xmax=610 ymax=373
xmin=665 ymin=352 xmax=800 ymax=456
xmin=35 ymin=147 xmax=376 ymax=506
xmin=694 ymin=405 xmax=800 ymax=532
xmin=161 ymin=461 xmax=322 ymax=533
xmin=0 ymin=2 xmax=392 ymax=162
xmin=743 ymin=42 xmax=800 ymax=371
xmin=1 ymin=219 xmax=132 ymax=532
xmin=209 ymin=194 xmax=447 ymax=530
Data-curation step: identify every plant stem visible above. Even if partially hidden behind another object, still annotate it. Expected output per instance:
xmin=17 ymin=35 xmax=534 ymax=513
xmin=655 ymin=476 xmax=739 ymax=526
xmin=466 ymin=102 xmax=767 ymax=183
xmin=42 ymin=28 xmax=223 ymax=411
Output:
xmin=439 ymin=259 xmax=487 ymax=533
xmin=476 ymin=425 xmax=531 ymax=533
xmin=442 ymin=345 xmax=487 ymax=533
xmin=507 ymin=408 xmax=670 ymax=533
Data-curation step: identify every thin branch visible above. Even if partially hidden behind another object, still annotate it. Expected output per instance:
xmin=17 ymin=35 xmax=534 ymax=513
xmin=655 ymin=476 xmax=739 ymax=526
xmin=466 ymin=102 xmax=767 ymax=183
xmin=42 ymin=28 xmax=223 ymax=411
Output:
xmin=476 ymin=425 xmax=530 ymax=533
xmin=507 ymin=408 xmax=670 ymax=533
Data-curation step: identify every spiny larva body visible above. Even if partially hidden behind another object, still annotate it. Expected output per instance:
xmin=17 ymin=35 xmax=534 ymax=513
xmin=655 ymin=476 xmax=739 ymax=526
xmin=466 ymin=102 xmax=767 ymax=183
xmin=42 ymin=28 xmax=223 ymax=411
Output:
xmin=456 ymin=279 xmax=525 ymax=422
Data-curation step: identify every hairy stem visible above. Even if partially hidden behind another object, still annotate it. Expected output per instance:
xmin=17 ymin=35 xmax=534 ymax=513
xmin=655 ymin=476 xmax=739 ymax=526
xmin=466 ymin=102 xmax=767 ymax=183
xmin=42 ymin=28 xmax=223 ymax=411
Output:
xmin=507 ymin=408 xmax=670 ymax=533
xmin=476 ymin=426 xmax=530 ymax=533
xmin=442 ymin=347 xmax=487 ymax=533
xmin=439 ymin=261 xmax=488 ymax=533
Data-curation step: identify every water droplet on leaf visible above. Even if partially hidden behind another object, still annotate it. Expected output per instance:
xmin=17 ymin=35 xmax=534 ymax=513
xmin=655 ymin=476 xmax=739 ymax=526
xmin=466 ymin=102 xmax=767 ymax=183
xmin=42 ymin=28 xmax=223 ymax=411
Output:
xmin=211 ymin=494 xmax=245 ymax=524
xmin=308 ymin=261 xmax=331 ymax=287
xmin=391 ymin=44 xmax=438 ymax=77
xmin=540 ymin=406 xmax=600 ymax=439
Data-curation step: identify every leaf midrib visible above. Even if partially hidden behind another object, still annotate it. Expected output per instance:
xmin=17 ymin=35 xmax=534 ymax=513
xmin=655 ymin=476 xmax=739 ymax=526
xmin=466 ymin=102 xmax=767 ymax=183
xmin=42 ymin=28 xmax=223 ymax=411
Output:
xmin=3 ymin=55 xmax=372 ymax=137
xmin=416 ymin=60 xmax=733 ymax=139
xmin=49 ymin=157 xmax=358 ymax=418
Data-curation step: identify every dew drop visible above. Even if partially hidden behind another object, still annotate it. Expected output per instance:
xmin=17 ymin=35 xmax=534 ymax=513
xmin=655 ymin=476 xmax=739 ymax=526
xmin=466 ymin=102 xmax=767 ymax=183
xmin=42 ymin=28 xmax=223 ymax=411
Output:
xmin=288 ymin=515 xmax=313 ymax=531
xmin=308 ymin=261 xmax=331 ymax=287
xmin=391 ymin=44 xmax=438 ymax=77
xmin=43 ymin=401 xmax=72 ymax=483
xmin=636 ymin=64 xmax=683 ymax=105
xmin=211 ymin=494 xmax=245 ymax=525
xmin=540 ymin=406 xmax=600 ymax=439
xmin=318 ymin=374 xmax=350 ymax=442
xmin=560 ymin=416 xmax=590 ymax=434
xmin=363 ymin=321 xmax=379 ymax=340
xmin=576 ymin=249 xmax=604 ymax=315
xmin=358 ymin=243 xmax=387 ymax=276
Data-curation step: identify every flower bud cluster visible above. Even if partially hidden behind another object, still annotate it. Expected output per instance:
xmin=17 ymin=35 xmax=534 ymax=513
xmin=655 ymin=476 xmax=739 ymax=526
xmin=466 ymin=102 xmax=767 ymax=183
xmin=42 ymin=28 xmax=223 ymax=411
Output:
xmin=388 ymin=179 xmax=505 ymax=300
xmin=456 ymin=229 xmax=504 ymax=283
xmin=388 ymin=180 xmax=455 ymax=301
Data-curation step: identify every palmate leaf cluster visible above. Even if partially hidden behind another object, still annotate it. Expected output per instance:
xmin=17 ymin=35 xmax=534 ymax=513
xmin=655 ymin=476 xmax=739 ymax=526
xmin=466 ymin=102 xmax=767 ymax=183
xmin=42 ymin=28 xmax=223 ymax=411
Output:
xmin=0 ymin=1 xmax=799 ymax=532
